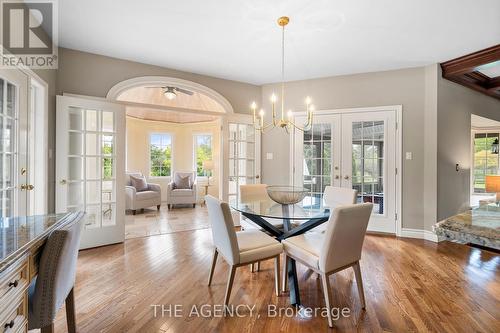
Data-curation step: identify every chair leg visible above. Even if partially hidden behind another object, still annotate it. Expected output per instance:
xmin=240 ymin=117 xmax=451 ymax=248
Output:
xmin=224 ymin=266 xmax=237 ymax=306
xmin=353 ymin=261 xmax=366 ymax=309
xmin=321 ymin=273 xmax=334 ymax=328
xmin=250 ymin=263 xmax=254 ymax=272
xmin=207 ymin=248 xmax=218 ymax=286
xmin=193 ymin=203 xmax=196 ymax=208
xmin=274 ymin=255 xmax=280 ymax=296
xmin=157 ymin=205 xmax=161 ymax=210
xmin=65 ymin=287 xmax=76 ymax=333
xmin=41 ymin=323 xmax=54 ymax=333
xmin=282 ymin=254 xmax=288 ymax=292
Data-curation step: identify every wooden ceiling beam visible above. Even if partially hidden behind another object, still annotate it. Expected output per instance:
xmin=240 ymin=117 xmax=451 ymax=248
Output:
xmin=441 ymin=44 xmax=500 ymax=100
xmin=441 ymin=44 xmax=500 ymax=76
xmin=486 ymin=76 xmax=500 ymax=91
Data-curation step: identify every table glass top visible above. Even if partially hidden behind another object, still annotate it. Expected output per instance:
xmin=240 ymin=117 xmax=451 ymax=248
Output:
xmin=231 ymin=195 xmax=329 ymax=220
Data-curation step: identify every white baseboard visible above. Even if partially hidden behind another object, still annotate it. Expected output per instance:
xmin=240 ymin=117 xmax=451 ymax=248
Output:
xmin=400 ymin=228 xmax=439 ymax=242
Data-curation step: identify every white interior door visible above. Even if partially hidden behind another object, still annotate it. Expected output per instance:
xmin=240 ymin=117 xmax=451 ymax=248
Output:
xmin=341 ymin=111 xmax=397 ymax=233
xmin=293 ymin=109 xmax=398 ymax=234
xmin=0 ymin=69 xmax=28 ymax=218
xmin=222 ymin=114 xmax=261 ymax=205
xmin=56 ymin=95 xmax=125 ymax=249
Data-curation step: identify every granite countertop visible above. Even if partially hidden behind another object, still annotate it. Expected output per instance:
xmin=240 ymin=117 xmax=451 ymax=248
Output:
xmin=0 ymin=212 xmax=85 ymax=272
xmin=434 ymin=204 xmax=500 ymax=250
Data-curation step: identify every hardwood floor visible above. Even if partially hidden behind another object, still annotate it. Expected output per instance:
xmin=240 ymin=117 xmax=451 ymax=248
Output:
xmin=125 ymin=205 xmax=209 ymax=239
xmin=54 ymin=227 xmax=499 ymax=332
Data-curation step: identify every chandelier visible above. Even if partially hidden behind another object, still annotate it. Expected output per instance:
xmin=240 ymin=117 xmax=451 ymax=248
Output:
xmin=251 ymin=16 xmax=314 ymax=133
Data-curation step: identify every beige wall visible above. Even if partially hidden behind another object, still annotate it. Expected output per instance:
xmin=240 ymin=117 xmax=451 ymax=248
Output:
xmin=261 ymin=67 xmax=428 ymax=230
xmin=437 ymin=70 xmax=500 ymax=221
xmin=57 ymin=48 xmax=261 ymax=113
xmin=126 ymin=117 xmax=220 ymax=202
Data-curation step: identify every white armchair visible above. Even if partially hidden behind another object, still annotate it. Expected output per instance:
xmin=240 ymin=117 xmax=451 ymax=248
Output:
xmin=167 ymin=171 xmax=197 ymax=209
xmin=125 ymin=172 xmax=162 ymax=215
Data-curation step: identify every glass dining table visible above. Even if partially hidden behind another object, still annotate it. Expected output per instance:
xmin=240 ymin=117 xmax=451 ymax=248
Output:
xmin=231 ymin=196 xmax=330 ymax=306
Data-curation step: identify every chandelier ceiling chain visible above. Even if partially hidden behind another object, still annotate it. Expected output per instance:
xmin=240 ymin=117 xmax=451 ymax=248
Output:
xmin=251 ymin=16 xmax=314 ymax=133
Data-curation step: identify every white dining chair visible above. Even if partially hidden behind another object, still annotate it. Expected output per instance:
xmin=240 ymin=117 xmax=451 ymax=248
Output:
xmin=240 ymin=184 xmax=284 ymax=272
xmin=205 ymin=195 xmax=283 ymax=306
xmin=282 ymin=203 xmax=373 ymax=327
xmin=323 ymin=186 xmax=358 ymax=209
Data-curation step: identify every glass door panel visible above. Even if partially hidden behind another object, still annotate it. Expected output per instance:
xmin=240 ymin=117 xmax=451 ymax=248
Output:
xmin=351 ymin=121 xmax=385 ymax=214
xmin=294 ymin=114 xmax=341 ymax=210
xmin=227 ymin=122 xmax=259 ymax=205
xmin=57 ymin=96 xmax=125 ymax=249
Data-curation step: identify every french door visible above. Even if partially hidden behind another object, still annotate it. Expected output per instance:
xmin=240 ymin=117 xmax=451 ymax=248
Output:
xmin=294 ymin=109 xmax=398 ymax=234
xmin=0 ymin=69 xmax=28 ymax=218
xmin=222 ymin=114 xmax=261 ymax=205
xmin=56 ymin=96 xmax=125 ymax=249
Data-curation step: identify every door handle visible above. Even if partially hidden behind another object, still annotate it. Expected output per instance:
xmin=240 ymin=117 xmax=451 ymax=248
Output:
xmin=20 ymin=184 xmax=35 ymax=190
xmin=60 ymin=179 xmax=67 ymax=185
xmin=344 ymin=175 xmax=350 ymax=180
xmin=255 ymin=175 xmax=260 ymax=179
xmin=335 ymin=175 xmax=340 ymax=179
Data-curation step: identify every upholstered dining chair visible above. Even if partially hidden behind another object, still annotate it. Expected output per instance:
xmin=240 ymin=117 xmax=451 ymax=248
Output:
xmin=205 ymin=195 xmax=283 ymax=306
xmin=282 ymin=203 xmax=373 ymax=327
xmin=239 ymin=184 xmax=284 ymax=272
xmin=28 ymin=218 xmax=82 ymax=333
xmin=323 ymin=186 xmax=358 ymax=209
xmin=311 ymin=186 xmax=358 ymax=234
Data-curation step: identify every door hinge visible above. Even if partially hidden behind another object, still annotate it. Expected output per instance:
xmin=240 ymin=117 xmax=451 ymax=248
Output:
xmin=395 ymin=122 xmax=398 ymax=130
xmin=395 ymin=213 xmax=398 ymax=220
xmin=395 ymin=168 xmax=398 ymax=175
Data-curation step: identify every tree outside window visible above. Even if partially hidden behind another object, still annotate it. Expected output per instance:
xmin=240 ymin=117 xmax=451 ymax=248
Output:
xmin=194 ymin=134 xmax=212 ymax=176
xmin=150 ymin=134 xmax=172 ymax=177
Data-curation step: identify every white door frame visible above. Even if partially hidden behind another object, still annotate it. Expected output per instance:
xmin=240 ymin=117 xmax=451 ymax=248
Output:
xmin=290 ymin=105 xmax=403 ymax=236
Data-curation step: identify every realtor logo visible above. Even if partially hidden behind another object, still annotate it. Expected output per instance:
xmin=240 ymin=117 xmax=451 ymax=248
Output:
xmin=0 ymin=0 xmax=58 ymax=68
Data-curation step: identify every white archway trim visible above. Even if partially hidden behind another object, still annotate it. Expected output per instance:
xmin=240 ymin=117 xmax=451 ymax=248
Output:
xmin=106 ymin=76 xmax=234 ymax=114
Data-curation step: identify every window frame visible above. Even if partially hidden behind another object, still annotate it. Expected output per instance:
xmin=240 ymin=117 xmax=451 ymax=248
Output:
xmin=193 ymin=133 xmax=213 ymax=177
xmin=148 ymin=132 xmax=173 ymax=178
xmin=471 ymin=130 xmax=500 ymax=194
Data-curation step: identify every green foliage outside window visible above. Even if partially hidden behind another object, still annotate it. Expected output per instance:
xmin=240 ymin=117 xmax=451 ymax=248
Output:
xmin=195 ymin=135 xmax=212 ymax=176
xmin=150 ymin=134 xmax=172 ymax=177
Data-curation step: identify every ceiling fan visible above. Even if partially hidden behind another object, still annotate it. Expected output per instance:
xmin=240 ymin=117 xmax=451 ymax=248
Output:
xmin=145 ymin=86 xmax=194 ymax=100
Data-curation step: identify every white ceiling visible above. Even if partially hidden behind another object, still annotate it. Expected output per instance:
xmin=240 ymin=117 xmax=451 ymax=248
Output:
xmin=471 ymin=115 xmax=500 ymax=128
xmin=59 ymin=0 xmax=500 ymax=85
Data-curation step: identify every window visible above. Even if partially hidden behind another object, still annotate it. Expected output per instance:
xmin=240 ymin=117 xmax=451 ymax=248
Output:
xmin=473 ymin=132 xmax=499 ymax=193
xmin=194 ymin=134 xmax=212 ymax=176
xmin=150 ymin=134 xmax=172 ymax=177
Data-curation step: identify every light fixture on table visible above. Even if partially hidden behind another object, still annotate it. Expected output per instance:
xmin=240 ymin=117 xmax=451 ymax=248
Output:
xmin=202 ymin=160 xmax=214 ymax=185
xmin=250 ymin=16 xmax=314 ymax=133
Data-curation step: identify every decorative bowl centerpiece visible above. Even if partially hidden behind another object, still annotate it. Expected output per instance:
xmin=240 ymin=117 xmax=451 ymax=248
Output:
xmin=266 ymin=186 xmax=308 ymax=205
